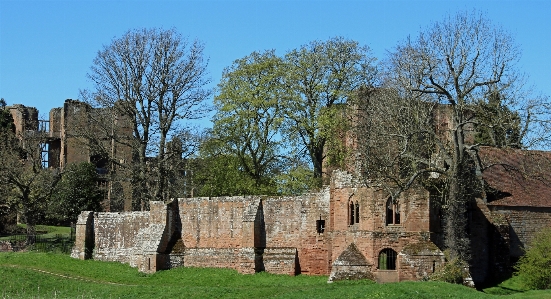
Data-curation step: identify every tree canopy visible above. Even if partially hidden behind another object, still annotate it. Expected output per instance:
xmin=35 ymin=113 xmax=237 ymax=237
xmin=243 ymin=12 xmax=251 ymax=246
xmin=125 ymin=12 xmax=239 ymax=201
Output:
xmin=212 ymin=50 xmax=285 ymax=193
xmin=48 ymin=162 xmax=104 ymax=224
xmin=283 ymin=37 xmax=377 ymax=182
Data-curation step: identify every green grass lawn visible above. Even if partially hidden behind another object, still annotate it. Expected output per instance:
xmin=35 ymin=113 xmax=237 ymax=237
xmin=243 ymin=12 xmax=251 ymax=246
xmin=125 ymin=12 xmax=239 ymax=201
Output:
xmin=1 ymin=252 xmax=550 ymax=299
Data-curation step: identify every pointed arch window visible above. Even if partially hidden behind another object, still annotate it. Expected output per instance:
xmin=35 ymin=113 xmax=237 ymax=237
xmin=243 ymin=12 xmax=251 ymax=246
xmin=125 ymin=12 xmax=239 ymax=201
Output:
xmin=386 ymin=197 xmax=400 ymax=225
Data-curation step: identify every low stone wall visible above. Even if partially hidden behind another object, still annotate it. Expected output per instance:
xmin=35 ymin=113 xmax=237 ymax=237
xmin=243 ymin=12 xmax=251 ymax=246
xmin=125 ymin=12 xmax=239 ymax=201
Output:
xmin=93 ymin=212 xmax=150 ymax=263
xmin=182 ymin=247 xmax=256 ymax=274
xmin=399 ymin=241 xmax=444 ymax=281
xmin=262 ymin=247 xmax=298 ymax=275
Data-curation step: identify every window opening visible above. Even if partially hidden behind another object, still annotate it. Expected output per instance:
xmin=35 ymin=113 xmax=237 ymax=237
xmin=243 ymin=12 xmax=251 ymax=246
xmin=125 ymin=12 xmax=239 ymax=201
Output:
xmin=378 ymin=248 xmax=397 ymax=270
xmin=90 ymin=154 xmax=109 ymax=175
xmin=316 ymin=215 xmax=325 ymax=234
xmin=386 ymin=197 xmax=400 ymax=225
xmin=40 ymin=142 xmax=49 ymax=168
xmin=349 ymin=201 xmax=355 ymax=225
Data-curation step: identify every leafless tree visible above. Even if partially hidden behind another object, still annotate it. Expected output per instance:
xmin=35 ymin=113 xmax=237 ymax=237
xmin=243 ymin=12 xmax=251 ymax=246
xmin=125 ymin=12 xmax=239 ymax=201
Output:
xmin=355 ymin=11 xmax=550 ymax=261
xmin=81 ymin=28 xmax=211 ymax=209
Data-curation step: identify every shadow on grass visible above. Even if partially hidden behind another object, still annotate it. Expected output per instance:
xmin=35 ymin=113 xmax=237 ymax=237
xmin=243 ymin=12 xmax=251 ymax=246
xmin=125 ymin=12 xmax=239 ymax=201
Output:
xmin=482 ymin=275 xmax=530 ymax=295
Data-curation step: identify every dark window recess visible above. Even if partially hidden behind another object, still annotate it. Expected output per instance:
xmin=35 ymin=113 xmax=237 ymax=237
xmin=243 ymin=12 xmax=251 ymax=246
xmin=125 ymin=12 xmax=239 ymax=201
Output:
xmin=355 ymin=203 xmax=360 ymax=224
xmin=316 ymin=219 xmax=325 ymax=234
xmin=378 ymin=248 xmax=397 ymax=270
xmin=91 ymin=154 xmax=108 ymax=174
xmin=349 ymin=201 xmax=360 ymax=225
xmin=349 ymin=202 xmax=355 ymax=225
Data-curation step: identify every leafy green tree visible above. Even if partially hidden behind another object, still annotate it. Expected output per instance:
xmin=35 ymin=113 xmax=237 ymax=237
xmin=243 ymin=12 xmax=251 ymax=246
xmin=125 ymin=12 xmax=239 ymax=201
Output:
xmin=0 ymin=123 xmax=60 ymax=240
xmin=192 ymin=133 xmax=275 ymax=197
xmin=0 ymin=99 xmax=16 ymax=233
xmin=516 ymin=228 xmax=551 ymax=289
xmin=48 ymin=162 xmax=104 ymax=224
xmin=274 ymin=163 xmax=318 ymax=195
xmin=283 ymin=37 xmax=376 ymax=183
xmin=213 ymin=50 xmax=285 ymax=193
xmin=0 ymin=98 xmax=15 ymax=132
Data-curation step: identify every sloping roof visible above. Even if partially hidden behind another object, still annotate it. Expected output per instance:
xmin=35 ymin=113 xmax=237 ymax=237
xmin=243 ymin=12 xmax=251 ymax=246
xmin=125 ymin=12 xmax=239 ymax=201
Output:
xmin=479 ymin=147 xmax=551 ymax=207
xmin=332 ymin=243 xmax=369 ymax=266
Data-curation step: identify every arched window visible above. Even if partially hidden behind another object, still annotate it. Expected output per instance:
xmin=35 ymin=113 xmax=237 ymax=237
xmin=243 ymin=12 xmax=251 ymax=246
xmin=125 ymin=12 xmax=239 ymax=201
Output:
xmin=378 ymin=248 xmax=397 ymax=270
xmin=386 ymin=197 xmax=400 ymax=225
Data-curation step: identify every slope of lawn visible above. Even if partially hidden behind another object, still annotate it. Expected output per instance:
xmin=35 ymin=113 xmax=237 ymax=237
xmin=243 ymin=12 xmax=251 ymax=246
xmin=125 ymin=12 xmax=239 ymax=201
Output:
xmin=1 ymin=252 xmax=550 ymax=299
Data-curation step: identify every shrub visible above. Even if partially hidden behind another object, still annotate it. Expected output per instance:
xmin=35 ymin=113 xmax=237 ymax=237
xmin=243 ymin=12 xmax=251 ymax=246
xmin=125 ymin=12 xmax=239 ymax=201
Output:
xmin=515 ymin=228 xmax=551 ymax=289
xmin=430 ymin=251 xmax=469 ymax=284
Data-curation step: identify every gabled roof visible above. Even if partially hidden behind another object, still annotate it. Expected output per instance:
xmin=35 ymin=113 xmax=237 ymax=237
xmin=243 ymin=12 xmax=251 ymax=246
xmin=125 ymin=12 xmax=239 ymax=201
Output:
xmin=479 ymin=147 xmax=551 ymax=207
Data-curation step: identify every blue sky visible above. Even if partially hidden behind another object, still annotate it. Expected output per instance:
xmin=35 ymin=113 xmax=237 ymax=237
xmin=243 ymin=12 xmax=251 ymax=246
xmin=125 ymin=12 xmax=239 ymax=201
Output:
xmin=1 ymin=0 xmax=550 ymax=126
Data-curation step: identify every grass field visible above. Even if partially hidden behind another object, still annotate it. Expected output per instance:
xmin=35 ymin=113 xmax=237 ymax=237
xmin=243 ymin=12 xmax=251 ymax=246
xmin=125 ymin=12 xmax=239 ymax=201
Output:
xmin=1 ymin=252 xmax=550 ymax=298
xmin=0 ymin=224 xmax=74 ymax=254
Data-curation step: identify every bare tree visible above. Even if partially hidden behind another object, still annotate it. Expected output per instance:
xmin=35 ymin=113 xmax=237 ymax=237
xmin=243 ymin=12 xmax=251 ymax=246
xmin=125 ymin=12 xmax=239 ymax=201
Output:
xmin=356 ymin=11 xmax=550 ymax=262
xmin=81 ymin=28 xmax=211 ymax=209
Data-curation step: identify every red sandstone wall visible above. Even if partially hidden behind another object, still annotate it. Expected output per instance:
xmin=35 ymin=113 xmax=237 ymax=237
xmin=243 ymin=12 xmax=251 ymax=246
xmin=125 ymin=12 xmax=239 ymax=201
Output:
xmin=182 ymin=248 xmax=256 ymax=274
xmin=329 ymin=171 xmax=435 ymax=281
xmin=177 ymin=193 xmax=332 ymax=275
xmin=178 ymin=197 xmax=250 ymax=249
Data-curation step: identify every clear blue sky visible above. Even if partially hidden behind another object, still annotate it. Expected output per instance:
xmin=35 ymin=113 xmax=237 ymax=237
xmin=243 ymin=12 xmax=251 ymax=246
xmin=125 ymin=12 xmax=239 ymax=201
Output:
xmin=1 ymin=0 xmax=550 ymax=125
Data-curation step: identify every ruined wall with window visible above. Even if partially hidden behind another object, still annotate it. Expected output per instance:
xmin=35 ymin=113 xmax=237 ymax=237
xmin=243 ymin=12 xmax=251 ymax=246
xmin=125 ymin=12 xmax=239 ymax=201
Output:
xmin=328 ymin=170 xmax=444 ymax=283
xmin=72 ymin=169 xmax=445 ymax=281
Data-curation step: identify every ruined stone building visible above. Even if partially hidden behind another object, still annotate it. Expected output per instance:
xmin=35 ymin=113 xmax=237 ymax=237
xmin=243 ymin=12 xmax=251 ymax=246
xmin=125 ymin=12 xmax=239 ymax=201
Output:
xmin=70 ymin=145 xmax=551 ymax=285
xmin=10 ymin=99 xmax=550 ymax=285
xmin=6 ymin=100 xmax=133 ymax=211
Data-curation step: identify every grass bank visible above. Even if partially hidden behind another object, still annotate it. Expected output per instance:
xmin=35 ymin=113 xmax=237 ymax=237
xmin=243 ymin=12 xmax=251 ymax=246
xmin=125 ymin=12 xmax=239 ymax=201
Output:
xmin=1 ymin=252 xmax=550 ymax=298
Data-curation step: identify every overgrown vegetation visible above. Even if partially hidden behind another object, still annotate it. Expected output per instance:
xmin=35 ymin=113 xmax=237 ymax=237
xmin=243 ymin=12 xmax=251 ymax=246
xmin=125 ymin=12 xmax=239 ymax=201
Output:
xmin=515 ymin=228 xmax=551 ymax=290
xmin=2 ymin=252 xmax=550 ymax=298
xmin=430 ymin=251 xmax=470 ymax=284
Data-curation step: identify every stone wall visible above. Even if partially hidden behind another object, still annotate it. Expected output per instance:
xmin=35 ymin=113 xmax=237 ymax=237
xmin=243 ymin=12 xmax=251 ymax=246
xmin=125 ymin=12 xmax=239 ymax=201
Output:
xmin=71 ymin=171 xmax=454 ymax=283
xmin=177 ymin=193 xmax=330 ymax=275
xmin=489 ymin=205 xmax=551 ymax=258
xmin=7 ymin=104 xmax=39 ymax=136
xmin=0 ymin=241 xmax=13 ymax=252
xmin=71 ymin=211 xmax=95 ymax=259
xmin=92 ymin=211 xmax=150 ymax=263
xmin=178 ymin=196 xmax=251 ymax=249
